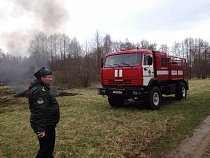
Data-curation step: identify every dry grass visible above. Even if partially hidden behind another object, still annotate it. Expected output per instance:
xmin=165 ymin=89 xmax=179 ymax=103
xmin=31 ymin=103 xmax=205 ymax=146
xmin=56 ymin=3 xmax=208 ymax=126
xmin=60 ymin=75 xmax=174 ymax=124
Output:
xmin=0 ymin=79 xmax=210 ymax=157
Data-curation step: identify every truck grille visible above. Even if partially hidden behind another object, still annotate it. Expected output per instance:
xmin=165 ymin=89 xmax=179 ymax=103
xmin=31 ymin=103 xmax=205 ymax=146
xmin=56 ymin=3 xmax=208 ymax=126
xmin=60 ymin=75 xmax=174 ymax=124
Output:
xmin=109 ymin=79 xmax=131 ymax=84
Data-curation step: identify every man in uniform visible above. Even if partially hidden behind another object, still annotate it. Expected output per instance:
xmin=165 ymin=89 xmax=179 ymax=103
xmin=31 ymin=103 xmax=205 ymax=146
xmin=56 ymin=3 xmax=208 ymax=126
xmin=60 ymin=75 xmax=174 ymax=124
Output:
xmin=28 ymin=67 xmax=60 ymax=158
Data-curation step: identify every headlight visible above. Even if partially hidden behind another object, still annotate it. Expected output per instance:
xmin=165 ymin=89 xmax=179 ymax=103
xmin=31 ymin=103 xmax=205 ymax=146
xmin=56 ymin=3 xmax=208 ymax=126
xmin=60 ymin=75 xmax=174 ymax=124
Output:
xmin=100 ymin=89 xmax=106 ymax=93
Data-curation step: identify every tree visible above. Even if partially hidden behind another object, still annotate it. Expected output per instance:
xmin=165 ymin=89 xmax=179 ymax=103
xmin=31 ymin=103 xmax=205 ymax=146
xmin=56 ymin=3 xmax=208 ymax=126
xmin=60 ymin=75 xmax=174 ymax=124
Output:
xmin=91 ymin=31 xmax=104 ymax=74
xmin=28 ymin=32 xmax=50 ymax=69
xmin=159 ymin=44 xmax=170 ymax=55
xmin=103 ymin=34 xmax=112 ymax=56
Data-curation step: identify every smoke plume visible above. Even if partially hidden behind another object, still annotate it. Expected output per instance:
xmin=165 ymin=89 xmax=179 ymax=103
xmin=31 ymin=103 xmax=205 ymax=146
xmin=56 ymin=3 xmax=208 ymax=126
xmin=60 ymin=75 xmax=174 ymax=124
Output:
xmin=0 ymin=0 xmax=70 ymax=56
xmin=0 ymin=0 xmax=69 ymax=93
xmin=0 ymin=52 xmax=52 ymax=93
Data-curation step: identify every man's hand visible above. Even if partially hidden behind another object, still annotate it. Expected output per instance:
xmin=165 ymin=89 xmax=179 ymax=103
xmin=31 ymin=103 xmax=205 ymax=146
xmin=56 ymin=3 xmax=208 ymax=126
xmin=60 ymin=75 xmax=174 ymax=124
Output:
xmin=37 ymin=131 xmax=45 ymax=138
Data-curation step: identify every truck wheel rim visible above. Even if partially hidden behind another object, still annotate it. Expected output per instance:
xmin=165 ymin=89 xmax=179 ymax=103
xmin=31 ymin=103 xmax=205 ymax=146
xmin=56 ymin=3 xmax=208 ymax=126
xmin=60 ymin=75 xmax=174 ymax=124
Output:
xmin=153 ymin=92 xmax=159 ymax=106
xmin=182 ymin=87 xmax=186 ymax=97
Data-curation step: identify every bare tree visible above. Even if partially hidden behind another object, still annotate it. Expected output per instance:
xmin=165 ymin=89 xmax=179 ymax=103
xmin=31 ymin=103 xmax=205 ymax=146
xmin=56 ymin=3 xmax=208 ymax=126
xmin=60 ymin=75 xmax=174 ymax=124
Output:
xmin=103 ymin=34 xmax=112 ymax=56
xmin=28 ymin=32 xmax=50 ymax=68
xmin=159 ymin=44 xmax=170 ymax=55
xmin=171 ymin=42 xmax=182 ymax=57
xmin=139 ymin=39 xmax=149 ymax=49
xmin=148 ymin=43 xmax=157 ymax=50
xmin=91 ymin=31 xmax=104 ymax=74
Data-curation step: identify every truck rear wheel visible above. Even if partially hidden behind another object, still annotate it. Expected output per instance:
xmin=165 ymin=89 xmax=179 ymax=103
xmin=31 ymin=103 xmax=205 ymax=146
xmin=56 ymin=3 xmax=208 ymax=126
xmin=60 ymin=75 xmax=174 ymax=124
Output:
xmin=108 ymin=95 xmax=125 ymax=107
xmin=144 ymin=86 xmax=161 ymax=110
xmin=175 ymin=82 xmax=187 ymax=100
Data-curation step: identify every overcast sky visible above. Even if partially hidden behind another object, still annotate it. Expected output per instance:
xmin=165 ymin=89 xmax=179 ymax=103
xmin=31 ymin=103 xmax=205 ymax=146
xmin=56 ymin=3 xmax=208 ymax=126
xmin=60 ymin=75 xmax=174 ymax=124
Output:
xmin=0 ymin=0 xmax=210 ymax=56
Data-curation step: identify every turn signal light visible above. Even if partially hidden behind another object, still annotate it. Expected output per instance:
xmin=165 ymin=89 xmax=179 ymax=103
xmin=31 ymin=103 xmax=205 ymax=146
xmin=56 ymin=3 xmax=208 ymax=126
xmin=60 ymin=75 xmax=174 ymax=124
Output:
xmin=133 ymin=91 xmax=141 ymax=95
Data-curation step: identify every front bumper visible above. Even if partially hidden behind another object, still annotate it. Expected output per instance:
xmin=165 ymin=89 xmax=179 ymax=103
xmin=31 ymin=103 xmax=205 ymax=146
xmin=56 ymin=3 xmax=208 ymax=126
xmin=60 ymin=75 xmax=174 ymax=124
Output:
xmin=98 ymin=85 xmax=145 ymax=98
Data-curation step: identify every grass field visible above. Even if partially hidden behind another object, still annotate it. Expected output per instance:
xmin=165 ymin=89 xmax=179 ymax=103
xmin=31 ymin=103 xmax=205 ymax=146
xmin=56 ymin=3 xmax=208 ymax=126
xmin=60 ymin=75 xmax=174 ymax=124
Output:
xmin=0 ymin=79 xmax=210 ymax=158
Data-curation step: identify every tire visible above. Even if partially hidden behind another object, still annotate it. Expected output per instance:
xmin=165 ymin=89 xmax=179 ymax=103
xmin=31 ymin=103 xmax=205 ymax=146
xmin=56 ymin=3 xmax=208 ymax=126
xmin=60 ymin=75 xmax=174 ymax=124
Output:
xmin=175 ymin=82 xmax=187 ymax=100
xmin=108 ymin=95 xmax=125 ymax=107
xmin=144 ymin=86 xmax=161 ymax=110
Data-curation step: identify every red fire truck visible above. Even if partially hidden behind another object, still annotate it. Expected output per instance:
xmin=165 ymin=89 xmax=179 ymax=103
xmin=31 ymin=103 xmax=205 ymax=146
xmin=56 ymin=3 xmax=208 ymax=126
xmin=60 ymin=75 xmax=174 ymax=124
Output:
xmin=98 ymin=49 xmax=189 ymax=110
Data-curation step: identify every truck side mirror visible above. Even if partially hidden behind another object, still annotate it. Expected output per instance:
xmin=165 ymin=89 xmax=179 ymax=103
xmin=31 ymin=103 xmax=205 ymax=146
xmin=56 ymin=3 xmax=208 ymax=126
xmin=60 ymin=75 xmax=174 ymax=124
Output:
xmin=101 ymin=58 xmax=103 ymax=68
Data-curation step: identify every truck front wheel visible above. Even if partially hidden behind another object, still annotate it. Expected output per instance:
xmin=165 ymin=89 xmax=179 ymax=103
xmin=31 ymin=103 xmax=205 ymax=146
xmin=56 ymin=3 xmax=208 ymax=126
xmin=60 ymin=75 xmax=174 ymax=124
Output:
xmin=108 ymin=95 xmax=125 ymax=107
xmin=144 ymin=86 xmax=161 ymax=110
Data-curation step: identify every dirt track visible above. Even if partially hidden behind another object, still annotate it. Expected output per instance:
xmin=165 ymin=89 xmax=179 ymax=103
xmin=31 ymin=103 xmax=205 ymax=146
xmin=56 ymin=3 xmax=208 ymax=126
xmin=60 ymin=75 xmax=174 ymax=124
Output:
xmin=167 ymin=115 xmax=210 ymax=158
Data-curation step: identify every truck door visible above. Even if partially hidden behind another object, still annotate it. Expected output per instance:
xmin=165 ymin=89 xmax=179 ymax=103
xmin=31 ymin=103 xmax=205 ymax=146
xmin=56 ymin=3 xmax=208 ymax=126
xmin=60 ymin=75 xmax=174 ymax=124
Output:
xmin=143 ymin=54 xmax=154 ymax=86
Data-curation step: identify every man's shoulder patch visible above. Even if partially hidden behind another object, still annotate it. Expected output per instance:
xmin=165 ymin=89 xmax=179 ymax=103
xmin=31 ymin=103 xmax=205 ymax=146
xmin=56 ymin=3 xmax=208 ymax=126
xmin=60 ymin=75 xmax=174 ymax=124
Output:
xmin=37 ymin=98 xmax=44 ymax=105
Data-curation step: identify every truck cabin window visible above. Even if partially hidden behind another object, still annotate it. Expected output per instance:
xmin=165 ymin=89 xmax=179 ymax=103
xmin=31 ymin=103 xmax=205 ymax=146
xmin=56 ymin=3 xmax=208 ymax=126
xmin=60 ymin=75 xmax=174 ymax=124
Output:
xmin=161 ymin=58 xmax=167 ymax=67
xmin=143 ymin=54 xmax=152 ymax=65
xmin=105 ymin=53 xmax=142 ymax=67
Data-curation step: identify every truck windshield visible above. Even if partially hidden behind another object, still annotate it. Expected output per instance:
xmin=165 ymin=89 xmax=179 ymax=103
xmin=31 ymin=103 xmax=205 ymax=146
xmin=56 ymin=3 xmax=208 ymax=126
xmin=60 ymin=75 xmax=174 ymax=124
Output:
xmin=105 ymin=53 xmax=142 ymax=68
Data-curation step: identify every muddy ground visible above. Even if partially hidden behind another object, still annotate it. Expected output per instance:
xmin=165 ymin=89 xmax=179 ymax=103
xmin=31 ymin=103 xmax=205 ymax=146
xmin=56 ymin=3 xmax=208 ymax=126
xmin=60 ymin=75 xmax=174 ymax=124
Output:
xmin=0 ymin=87 xmax=19 ymax=107
xmin=0 ymin=87 xmax=80 ymax=108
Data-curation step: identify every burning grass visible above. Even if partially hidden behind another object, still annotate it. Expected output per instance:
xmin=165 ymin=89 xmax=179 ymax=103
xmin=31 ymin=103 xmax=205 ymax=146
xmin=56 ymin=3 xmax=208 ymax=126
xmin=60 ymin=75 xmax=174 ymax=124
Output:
xmin=0 ymin=80 xmax=210 ymax=157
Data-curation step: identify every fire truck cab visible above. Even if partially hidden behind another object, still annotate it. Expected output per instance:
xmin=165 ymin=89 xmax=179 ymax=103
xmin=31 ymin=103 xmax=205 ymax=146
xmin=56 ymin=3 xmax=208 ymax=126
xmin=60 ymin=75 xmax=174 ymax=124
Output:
xmin=98 ymin=49 xmax=188 ymax=110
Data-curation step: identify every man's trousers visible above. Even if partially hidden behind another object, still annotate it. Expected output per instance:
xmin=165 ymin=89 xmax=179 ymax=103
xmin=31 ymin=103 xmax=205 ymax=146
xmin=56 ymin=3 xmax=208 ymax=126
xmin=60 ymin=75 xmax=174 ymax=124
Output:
xmin=34 ymin=125 xmax=56 ymax=158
